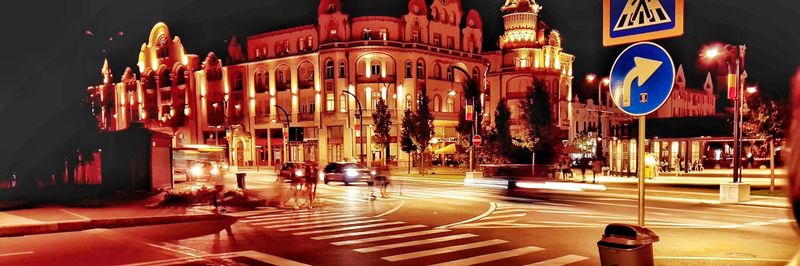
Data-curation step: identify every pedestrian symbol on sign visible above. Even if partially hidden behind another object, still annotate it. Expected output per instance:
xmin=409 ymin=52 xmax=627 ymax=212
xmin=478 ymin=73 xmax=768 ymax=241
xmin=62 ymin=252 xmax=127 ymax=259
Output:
xmin=613 ymin=0 xmax=672 ymax=32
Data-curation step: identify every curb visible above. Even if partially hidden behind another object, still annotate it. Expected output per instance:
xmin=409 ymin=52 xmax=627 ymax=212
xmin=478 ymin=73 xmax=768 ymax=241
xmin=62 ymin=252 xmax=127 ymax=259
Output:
xmin=0 ymin=212 xmax=228 ymax=238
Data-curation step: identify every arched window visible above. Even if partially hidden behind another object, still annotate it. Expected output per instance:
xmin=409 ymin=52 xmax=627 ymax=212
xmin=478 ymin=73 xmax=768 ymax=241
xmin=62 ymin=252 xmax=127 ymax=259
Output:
xmin=405 ymin=61 xmax=413 ymax=78
xmin=445 ymin=97 xmax=454 ymax=112
xmin=433 ymin=95 xmax=442 ymax=112
xmin=472 ymin=67 xmax=480 ymax=83
xmin=416 ymin=59 xmax=425 ymax=79
xmin=176 ymin=69 xmax=186 ymax=85
xmin=339 ymin=61 xmax=346 ymax=77
xmin=255 ymin=68 xmax=269 ymax=93
xmin=327 ymin=20 xmax=339 ymax=42
xmin=160 ymin=70 xmax=171 ymax=88
xmin=325 ymin=60 xmax=334 ymax=79
xmin=433 ymin=64 xmax=442 ymax=79
xmin=450 ymin=12 xmax=456 ymax=25
xmin=411 ymin=21 xmax=421 ymax=43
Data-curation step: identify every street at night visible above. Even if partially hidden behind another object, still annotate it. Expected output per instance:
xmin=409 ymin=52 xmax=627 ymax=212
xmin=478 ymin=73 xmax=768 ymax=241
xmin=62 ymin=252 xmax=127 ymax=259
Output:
xmin=3 ymin=0 xmax=800 ymax=265
xmin=2 ymin=172 xmax=797 ymax=265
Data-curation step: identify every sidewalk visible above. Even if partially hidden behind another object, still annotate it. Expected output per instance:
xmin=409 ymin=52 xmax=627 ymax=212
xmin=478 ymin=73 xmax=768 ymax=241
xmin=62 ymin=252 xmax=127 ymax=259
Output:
xmin=0 ymin=176 xmax=268 ymax=238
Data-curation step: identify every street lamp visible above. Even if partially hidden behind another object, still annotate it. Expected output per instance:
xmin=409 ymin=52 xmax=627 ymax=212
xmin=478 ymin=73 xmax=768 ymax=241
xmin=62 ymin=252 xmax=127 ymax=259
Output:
xmin=586 ymin=74 xmax=611 ymax=158
xmin=274 ymin=104 xmax=291 ymax=162
xmin=746 ymin=85 xmax=758 ymax=94
xmin=701 ymin=43 xmax=747 ymax=183
xmin=342 ymin=89 xmax=365 ymax=165
xmin=450 ymin=65 xmax=481 ymax=172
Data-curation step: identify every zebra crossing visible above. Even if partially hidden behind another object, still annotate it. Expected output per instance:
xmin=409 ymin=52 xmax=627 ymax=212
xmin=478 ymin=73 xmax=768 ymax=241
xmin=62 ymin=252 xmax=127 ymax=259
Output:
xmin=238 ymin=208 xmax=590 ymax=265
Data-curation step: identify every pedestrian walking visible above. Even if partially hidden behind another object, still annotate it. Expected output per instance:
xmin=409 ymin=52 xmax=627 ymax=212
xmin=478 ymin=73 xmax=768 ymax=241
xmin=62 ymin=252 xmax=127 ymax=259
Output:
xmin=591 ymin=157 xmax=603 ymax=184
xmin=579 ymin=157 xmax=590 ymax=182
xmin=213 ymin=165 xmax=226 ymax=213
xmin=304 ymin=162 xmax=318 ymax=209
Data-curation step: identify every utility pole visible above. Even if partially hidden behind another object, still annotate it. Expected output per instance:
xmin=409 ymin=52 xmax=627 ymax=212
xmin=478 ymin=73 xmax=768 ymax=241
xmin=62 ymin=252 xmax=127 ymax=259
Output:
xmin=343 ymin=90 xmax=364 ymax=165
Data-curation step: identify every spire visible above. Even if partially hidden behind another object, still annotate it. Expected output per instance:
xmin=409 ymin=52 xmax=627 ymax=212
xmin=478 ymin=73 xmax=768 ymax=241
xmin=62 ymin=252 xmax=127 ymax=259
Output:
xmin=101 ymin=58 xmax=112 ymax=84
xmin=704 ymin=72 xmax=714 ymax=93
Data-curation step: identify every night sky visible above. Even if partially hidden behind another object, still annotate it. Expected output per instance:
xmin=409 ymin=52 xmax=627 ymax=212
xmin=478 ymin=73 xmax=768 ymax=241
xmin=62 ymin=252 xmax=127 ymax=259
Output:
xmin=0 ymin=0 xmax=798 ymax=172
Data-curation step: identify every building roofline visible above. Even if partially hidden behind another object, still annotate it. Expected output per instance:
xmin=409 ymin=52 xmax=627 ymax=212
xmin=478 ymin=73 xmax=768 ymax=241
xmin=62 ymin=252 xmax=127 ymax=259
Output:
xmin=247 ymin=24 xmax=317 ymax=40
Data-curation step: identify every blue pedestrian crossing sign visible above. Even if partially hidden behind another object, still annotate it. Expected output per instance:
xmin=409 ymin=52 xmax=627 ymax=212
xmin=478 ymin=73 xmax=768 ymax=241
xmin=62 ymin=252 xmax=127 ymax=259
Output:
xmin=603 ymin=0 xmax=684 ymax=46
xmin=609 ymin=42 xmax=675 ymax=116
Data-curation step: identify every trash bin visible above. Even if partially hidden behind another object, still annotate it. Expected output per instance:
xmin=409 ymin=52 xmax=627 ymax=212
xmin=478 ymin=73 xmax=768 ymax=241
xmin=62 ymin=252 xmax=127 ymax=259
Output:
xmin=236 ymin=173 xmax=247 ymax=189
xmin=597 ymin=223 xmax=659 ymax=266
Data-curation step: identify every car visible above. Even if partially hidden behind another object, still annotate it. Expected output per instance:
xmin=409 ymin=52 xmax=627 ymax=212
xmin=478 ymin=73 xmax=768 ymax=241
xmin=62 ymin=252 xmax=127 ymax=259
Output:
xmin=322 ymin=162 xmax=374 ymax=186
xmin=186 ymin=161 xmax=224 ymax=181
xmin=278 ymin=162 xmax=307 ymax=182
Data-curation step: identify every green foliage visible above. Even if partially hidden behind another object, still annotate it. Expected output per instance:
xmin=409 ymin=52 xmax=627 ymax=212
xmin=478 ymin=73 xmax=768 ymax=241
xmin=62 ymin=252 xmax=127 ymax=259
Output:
xmin=413 ymin=86 xmax=434 ymax=152
xmin=371 ymin=97 xmax=392 ymax=164
xmin=494 ymin=98 xmax=513 ymax=154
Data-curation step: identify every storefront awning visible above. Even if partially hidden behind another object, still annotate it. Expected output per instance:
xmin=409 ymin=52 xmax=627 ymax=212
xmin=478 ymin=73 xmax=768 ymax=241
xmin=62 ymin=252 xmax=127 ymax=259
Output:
xmin=434 ymin=144 xmax=457 ymax=155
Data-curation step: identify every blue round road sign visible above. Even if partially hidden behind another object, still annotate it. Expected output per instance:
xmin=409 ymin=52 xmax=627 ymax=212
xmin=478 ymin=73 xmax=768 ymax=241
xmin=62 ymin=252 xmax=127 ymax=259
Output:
xmin=609 ymin=42 xmax=675 ymax=116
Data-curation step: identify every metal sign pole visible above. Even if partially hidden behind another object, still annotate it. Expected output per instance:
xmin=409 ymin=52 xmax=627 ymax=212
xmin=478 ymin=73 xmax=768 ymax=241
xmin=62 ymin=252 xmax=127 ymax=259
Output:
xmin=637 ymin=116 xmax=646 ymax=226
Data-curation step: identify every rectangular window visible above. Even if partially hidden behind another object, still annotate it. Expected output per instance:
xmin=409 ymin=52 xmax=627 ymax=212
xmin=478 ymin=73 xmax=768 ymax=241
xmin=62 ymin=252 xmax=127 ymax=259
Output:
xmin=326 ymin=94 xmax=335 ymax=112
xmin=446 ymin=36 xmax=455 ymax=49
xmin=433 ymin=34 xmax=441 ymax=47
xmin=329 ymin=29 xmax=338 ymax=41
xmin=339 ymin=62 xmax=346 ymax=77
xmin=299 ymin=37 xmax=305 ymax=51
xmin=378 ymin=29 xmax=388 ymax=40
xmin=417 ymin=64 xmax=424 ymax=77
xmin=340 ymin=94 xmax=347 ymax=112
xmin=412 ymin=32 xmax=420 ymax=43
xmin=362 ymin=29 xmax=372 ymax=40
xmin=371 ymin=64 xmax=381 ymax=77
xmin=406 ymin=63 xmax=412 ymax=77
xmin=309 ymin=101 xmax=316 ymax=113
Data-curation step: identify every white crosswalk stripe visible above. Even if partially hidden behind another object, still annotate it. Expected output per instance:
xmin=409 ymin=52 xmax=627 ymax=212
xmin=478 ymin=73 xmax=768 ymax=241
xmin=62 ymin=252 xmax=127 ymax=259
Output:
xmin=249 ymin=213 xmax=346 ymax=226
xmin=330 ymin=229 xmax=450 ymax=246
xmin=313 ymin=224 xmax=427 ymax=240
xmin=274 ymin=217 xmax=375 ymax=230
xmin=295 ymin=221 xmax=405 ymax=236
xmin=382 ymin=239 xmax=508 ymax=262
xmin=354 ymin=234 xmax=478 ymax=253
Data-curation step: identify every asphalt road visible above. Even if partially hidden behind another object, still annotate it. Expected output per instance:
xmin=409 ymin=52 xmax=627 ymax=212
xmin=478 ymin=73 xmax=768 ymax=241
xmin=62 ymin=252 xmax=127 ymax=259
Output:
xmin=1 ymin=173 xmax=797 ymax=266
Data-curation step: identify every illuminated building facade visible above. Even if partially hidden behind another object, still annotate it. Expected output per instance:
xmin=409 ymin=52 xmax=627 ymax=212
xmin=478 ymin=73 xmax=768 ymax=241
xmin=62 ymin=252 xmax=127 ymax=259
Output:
xmin=88 ymin=0 xmax=577 ymax=168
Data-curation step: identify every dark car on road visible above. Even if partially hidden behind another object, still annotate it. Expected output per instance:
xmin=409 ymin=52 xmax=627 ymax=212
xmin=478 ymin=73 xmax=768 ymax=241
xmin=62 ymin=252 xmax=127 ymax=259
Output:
xmin=278 ymin=162 xmax=307 ymax=183
xmin=322 ymin=162 xmax=374 ymax=186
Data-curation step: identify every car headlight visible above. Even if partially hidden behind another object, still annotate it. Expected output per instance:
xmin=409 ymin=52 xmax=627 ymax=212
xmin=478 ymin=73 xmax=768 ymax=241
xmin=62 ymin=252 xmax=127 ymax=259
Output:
xmin=295 ymin=170 xmax=304 ymax=176
xmin=346 ymin=170 xmax=359 ymax=177
xmin=190 ymin=165 xmax=203 ymax=177
xmin=371 ymin=170 xmax=377 ymax=175
xmin=210 ymin=167 xmax=220 ymax=176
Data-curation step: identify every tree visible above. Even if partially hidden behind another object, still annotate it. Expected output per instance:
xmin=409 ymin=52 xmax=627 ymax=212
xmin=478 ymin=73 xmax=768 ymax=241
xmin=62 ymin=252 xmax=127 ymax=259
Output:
xmin=400 ymin=108 xmax=417 ymax=173
xmin=521 ymin=79 xmax=560 ymax=164
xmin=743 ymin=97 xmax=788 ymax=140
xmin=371 ymin=97 xmax=392 ymax=165
xmin=494 ymin=98 xmax=513 ymax=154
xmin=413 ymin=86 xmax=434 ymax=174
xmin=571 ymin=132 xmax=596 ymax=154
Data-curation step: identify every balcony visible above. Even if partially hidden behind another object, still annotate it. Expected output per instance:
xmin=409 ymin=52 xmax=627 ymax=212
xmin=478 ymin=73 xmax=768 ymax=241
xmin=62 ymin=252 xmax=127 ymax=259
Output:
xmin=356 ymin=75 xmax=396 ymax=84
xmin=299 ymin=113 xmax=315 ymax=122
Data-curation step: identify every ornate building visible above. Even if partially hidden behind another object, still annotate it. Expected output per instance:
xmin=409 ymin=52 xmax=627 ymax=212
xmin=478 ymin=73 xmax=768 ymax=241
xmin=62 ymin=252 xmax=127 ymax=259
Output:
xmin=88 ymin=0 xmax=576 ymax=168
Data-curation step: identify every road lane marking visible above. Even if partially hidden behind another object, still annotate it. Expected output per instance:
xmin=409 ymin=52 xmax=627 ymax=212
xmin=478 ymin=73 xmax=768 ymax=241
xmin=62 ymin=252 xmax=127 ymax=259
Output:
xmin=525 ymin=254 xmax=589 ymax=266
xmin=492 ymin=209 xmax=529 ymax=214
xmin=382 ymin=239 xmax=508 ymax=262
xmin=249 ymin=213 xmax=346 ymax=226
xmin=314 ymin=224 xmax=428 ymax=240
xmin=0 ymin=251 xmax=34 ymax=257
xmin=430 ymin=246 xmax=544 ymax=266
xmin=436 ymin=202 xmax=497 ymax=229
xmin=770 ymin=218 xmax=795 ymax=223
xmin=481 ymin=213 xmax=527 ymax=220
xmin=374 ymin=200 xmax=405 ymax=217
xmin=331 ymin=229 xmax=450 ymax=246
xmin=279 ymin=219 xmax=384 ymax=231
xmin=321 ymin=198 xmax=349 ymax=204
xmin=245 ymin=212 xmax=339 ymax=223
xmin=295 ymin=221 xmax=405 ymax=235
xmin=273 ymin=217 xmax=370 ymax=230
xmin=354 ymin=233 xmax=478 ymax=253
xmin=225 ymin=209 xmax=284 ymax=218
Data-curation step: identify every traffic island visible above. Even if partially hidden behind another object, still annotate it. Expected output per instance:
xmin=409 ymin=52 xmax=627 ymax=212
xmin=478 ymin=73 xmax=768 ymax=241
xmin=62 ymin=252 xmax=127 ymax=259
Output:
xmin=720 ymin=182 xmax=751 ymax=203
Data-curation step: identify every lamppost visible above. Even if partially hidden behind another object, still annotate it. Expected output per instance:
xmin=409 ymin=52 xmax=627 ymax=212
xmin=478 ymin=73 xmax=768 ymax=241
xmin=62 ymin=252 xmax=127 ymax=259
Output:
xmin=586 ymin=74 xmax=611 ymax=158
xmin=378 ymin=78 xmax=396 ymax=166
xmin=702 ymin=44 xmax=747 ymax=183
xmin=450 ymin=65 xmax=480 ymax=172
xmin=343 ymin=89 xmax=364 ymax=165
xmin=273 ymin=104 xmax=291 ymax=163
